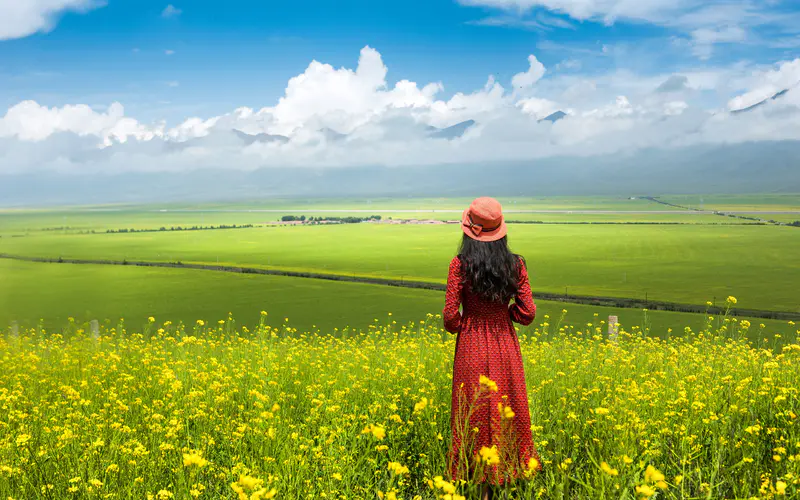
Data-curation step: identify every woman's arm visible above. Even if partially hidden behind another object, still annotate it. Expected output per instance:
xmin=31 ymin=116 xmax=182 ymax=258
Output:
xmin=443 ymin=256 xmax=463 ymax=334
xmin=509 ymin=257 xmax=536 ymax=326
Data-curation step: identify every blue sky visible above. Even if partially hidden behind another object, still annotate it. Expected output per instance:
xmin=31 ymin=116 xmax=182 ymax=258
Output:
xmin=2 ymin=0 xmax=798 ymax=124
xmin=0 ymin=0 xmax=799 ymax=175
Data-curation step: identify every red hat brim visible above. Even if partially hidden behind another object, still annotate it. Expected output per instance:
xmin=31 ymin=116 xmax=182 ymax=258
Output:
xmin=461 ymin=208 xmax=507 ymax=242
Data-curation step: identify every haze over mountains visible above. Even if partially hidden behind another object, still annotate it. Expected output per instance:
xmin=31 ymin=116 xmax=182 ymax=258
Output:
xmin=2 ymin=139 xmax=798 ymax=207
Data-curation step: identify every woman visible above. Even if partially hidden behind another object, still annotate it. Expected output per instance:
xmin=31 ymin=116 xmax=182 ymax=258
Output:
xmin=443 ymin=197 xmax=541 ymax=499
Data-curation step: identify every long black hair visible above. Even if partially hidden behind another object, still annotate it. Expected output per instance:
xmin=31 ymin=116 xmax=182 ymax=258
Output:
xmin=457 ymin=233 xmax=523 ymax=303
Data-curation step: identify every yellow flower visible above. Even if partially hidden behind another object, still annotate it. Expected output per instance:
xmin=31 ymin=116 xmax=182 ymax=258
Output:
xmin=388 ymin=462 xmax=409 ymax=475
xmin=644 ymin=465 xmax=665 ymax=484
xmin=726 ymin=296 xmax=737 ymax=305
xmin=479 ymin=375 xmax=498 ymax=393
xmin=478 ymin=445 xmax=500 ymax=466
xmin=600 ymin=462 xmax=619 ymax=476
xmin=183 ymin=451 xmax=209 ymax=468
xmin=527 ymin=457 xmax=540 ymax=473
xmin=332 ymin=473 xmax=342 ymax=481
xmin=156 ymin=490 xmax=173 ymax=500
xmin=433 ymin=476 xmax=457 ymax=494
xmin=636 ymin=484 xmax=656 ymax=498
xmin=237 ymin=475 xmax=263 ymax=490
xmin=15 ymin=434 xmax=30 ymax=447
xmin=594 ymin=407 xmax=610 ymax=415
xmin=497 ymin=403 xmax=515 ymax=419
xmin=361 ymin=424 xmax=386 ymax=440
xmin=414 ymin=397 xmax=428 ymax=412
xmin=674 ymin=475 xmax=683 ymax=485
xmin=776 ymin=481 xmax=787 ymax=495
xmin=622 ymin=455 xmax=634 ymax=464
xmin=251 ymin=488 xmax=277 ymax=500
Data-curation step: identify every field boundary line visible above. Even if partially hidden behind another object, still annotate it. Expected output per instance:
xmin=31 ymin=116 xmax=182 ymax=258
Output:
xmin=2 ymin=253 xmax=799 ymax=321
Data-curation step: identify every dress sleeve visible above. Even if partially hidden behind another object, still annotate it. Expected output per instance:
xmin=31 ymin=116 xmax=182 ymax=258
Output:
xmin=509 ymin=257 xmax=536 ymax=326
xmin=443 ymin=256 xmax=463 ymax=334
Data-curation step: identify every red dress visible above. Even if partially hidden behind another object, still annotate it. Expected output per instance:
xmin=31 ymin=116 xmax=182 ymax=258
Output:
xmin=443 ymin=255 xmax=541 ymax=484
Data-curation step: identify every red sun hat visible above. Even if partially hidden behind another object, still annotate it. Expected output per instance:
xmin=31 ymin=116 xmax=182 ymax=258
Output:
xmin=461 ymin=197 xmax=507 ymax=242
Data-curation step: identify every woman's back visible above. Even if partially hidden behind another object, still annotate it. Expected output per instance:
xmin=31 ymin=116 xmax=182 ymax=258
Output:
xmin=444 ymin=254 xmax=536 ymax=334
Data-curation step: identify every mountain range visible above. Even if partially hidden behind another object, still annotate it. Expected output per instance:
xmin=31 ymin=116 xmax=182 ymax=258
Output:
xmin=2 ymin=139 xmax=799 ymax=207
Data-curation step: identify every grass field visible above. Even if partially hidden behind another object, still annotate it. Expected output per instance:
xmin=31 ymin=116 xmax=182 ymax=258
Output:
xmin=0 ymin=207 xmax=748 ymax=235
xmin=658 ymin=194 xmax=800 ymax=212
xmin=2 ymin=315 xmax=799 ymax=499
xmin=1 ymin=259 xmax=793 ymax=342
xmin=3 ymin=223 xmax=798 ymax=312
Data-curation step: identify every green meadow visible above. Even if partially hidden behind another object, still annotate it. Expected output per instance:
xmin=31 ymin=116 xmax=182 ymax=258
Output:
xmin=658 ymin=193 xmax=800 ymax=212
xmin=0 ymin=259 xmax=792 ymax=344
xmin=2 ymin=196 xmax=799 ymax=342
xmin=2 ymin=223 xmax=798 ymax=312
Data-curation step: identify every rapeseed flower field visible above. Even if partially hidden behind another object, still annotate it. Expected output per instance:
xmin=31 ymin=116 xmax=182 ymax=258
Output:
xmin=2 ymin=306 xmax=799 ymax=499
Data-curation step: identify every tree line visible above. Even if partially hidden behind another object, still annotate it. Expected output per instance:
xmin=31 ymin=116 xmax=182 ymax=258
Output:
xmin=280 ymin=215 xmax=382 ymax=223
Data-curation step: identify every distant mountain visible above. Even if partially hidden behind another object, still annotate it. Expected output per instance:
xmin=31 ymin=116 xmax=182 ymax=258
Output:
xmin=426 ymin=120 xmax=476 ymax=139
xmin=232 ymin=129 xmax=289 ymax=145
xmin=319 ymin=127 xmax=347 ymax=142
xmin=539 ymin=111 xmax=567 ymax=123
xmin=731 ymin=87 xmax=793 ymax=114
xmin=3 ymin=140 xmax=799 ymax=207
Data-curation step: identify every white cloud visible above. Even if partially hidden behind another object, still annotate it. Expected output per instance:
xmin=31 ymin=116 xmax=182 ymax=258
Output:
xmin=727 ymin=59 xmax=800 ymax=111
xmin=161 ymin=4 xmax=181 ymax=18
xmin=0 ymin=101 xmax=125 ymax=141
xmin=511 ymin=55 xmax=546 ymax=89
xmin=0 ymin=0 xmax=105 ymax=40
xmin=165 ymin=49 xmax=175 ymax=56
xmin=517 ymin=97 xmax=559 ymax=119
xmin=1 ymin=47 xmax=800 ymax=174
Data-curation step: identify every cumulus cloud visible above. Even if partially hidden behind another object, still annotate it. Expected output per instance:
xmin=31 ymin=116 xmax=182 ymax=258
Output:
xmin=0 ymin=0 xmax=105 ymax=40
xmin=512 ymin=55 xmax=546 ymax=89
xmin=1 ymin=47 xmax=800 ymax=174
xmin=727 ymin=59 xmax=800 ymax=111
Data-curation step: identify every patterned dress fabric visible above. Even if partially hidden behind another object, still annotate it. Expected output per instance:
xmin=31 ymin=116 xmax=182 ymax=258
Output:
xmin=443 ymin=255 xmax=541 ymax=484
